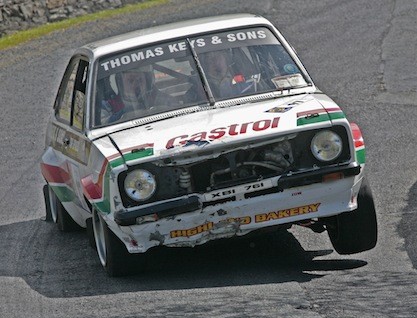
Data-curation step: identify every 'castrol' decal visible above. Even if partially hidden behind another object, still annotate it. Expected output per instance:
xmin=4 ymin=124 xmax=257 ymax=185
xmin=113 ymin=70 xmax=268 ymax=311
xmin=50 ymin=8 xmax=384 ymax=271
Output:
xmin=166 ymin=117 xmax=280 ymax=149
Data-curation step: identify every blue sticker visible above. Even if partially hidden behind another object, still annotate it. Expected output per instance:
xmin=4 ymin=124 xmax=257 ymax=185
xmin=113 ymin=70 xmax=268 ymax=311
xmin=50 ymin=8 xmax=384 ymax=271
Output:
xmin=283 ymin=64 xmax=297 ymax=74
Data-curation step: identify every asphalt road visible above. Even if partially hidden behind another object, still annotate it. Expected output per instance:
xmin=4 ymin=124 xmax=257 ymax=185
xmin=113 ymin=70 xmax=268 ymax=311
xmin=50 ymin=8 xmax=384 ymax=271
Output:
xmin=1 ymin=0 xmax=417 ymax=317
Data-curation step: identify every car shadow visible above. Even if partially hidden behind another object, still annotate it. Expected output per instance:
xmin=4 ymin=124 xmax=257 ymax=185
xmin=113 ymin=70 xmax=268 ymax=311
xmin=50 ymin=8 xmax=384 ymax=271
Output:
xmin=0 ymin=218 xmax=367 ymax=298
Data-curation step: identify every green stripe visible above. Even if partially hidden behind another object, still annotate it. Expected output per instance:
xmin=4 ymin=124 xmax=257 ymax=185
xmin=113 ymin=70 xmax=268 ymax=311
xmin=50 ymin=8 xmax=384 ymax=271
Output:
xmin=356 ymin=148 xmax=366 ymax=164
xmin=52 ymin=183 xmax=110 ymax=212
xmin=123 ymin=148 xmax=154 ymax=162
xmin=297 ymin=113 xmax=330 ymax=126
xmin=51 ymin=185 xmax=75 ymax=203
xmin=329 ymin=112 xmax=346 ymax=120
xmin=93 ymin=200 xmax=111 ymax=214
xmin=109 ymin=157 xmax=125 ymax=168
xmin=297 ymin=111 xmax=346 ymax=126
xmin=109 ymin=148 xmax=154 ymax=168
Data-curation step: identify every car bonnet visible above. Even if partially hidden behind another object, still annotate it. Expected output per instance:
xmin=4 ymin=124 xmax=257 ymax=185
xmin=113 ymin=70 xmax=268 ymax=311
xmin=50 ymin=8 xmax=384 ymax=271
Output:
xmin=92 ymin=93 xmax=345 ymax=167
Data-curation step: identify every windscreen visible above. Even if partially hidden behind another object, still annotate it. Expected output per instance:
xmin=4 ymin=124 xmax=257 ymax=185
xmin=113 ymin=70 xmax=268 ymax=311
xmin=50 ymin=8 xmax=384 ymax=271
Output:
xmin=93 ymin=27 xmax=307 ymax=127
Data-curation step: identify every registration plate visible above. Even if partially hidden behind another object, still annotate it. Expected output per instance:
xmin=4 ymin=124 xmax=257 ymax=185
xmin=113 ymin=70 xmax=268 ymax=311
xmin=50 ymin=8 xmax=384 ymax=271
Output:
xmin=204 ymin=179 xmax=274 ymax=202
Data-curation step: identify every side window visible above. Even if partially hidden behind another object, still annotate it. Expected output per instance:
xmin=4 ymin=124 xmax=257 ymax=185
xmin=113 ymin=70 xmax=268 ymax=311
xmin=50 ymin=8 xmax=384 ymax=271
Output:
xmin=55 ymin=58 xmax=89 ymax=130
xmin=72 ymin=60 xmax=88 ymax=130
xmin=56 ymin=60 xmax=78 ymax=123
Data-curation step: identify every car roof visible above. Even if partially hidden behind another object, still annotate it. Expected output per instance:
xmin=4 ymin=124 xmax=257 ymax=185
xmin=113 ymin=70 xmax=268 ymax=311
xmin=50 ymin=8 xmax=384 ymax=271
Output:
xmin=79 ymin=14 xmax=275 ymax=59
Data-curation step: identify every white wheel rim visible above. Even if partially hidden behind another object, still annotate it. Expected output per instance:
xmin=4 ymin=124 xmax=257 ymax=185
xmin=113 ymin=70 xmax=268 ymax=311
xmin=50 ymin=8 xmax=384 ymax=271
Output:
xmin=92 ymin=209 xmax=107 ymax=267
xmin=48 ymin=187 xmax=58 ymax=223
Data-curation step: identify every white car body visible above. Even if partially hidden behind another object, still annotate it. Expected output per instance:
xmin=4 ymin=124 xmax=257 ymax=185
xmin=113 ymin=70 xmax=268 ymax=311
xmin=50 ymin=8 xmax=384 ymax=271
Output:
xmin=41 ymin=14 xmax=375 ymax=275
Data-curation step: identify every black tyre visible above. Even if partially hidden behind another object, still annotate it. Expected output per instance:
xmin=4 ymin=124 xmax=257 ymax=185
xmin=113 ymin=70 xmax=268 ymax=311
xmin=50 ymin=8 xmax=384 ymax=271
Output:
xmin=92 ymin=209 xmax=135 ymax=277
xmin=86 ymin=217 xmax=97 ymax=250
xmin=43 ymin=184 xmax=54 ymax=222
xmin=326 ymin=178 xmax=378 ymax=254
xmin=46 ymin=184 xmax=82 ymax=232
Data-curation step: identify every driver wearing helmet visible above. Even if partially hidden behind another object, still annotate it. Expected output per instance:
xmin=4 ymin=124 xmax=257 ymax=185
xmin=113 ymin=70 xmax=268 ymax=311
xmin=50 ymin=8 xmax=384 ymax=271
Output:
xmin=101 ymin=64 xmax=174 ymax=123
xmin=201 ymin=50 xmax=261 ymax=99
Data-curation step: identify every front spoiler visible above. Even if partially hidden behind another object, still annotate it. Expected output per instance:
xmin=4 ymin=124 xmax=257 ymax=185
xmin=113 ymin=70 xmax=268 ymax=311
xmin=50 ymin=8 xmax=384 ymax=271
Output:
xmin=115 ymin=196 xmax=202 ymax=226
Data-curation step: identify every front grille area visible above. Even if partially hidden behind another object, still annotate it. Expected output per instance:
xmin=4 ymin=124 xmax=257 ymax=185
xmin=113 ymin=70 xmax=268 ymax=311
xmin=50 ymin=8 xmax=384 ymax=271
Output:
xmin=119 ymin=126 xmax=351 ymax=208
xmin=189 ymin=125 xmax=350 ymax=192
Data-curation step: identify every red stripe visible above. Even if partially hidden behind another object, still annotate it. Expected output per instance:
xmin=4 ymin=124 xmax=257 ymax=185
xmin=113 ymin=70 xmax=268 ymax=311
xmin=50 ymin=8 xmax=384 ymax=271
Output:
xmin=355 ymin=140 xmax=364 ymax=148
xmin=297 ymin=107 xmax=342 ymax=118
xmin=350 ymin=123 xmax=365 ymax=148
xmin=81 ymin=174 xmax=103 ymax=200
xmin=40 ymin=163 xmax=70 ymax=184
xmin=350 ymin=122 xmax=362 ymax=140
xmin=324 ymin=107 xmax=341 ymax=112
xmin=296 ymin=109 xmax=326 ymax=118
xmin=107 ymin=153 xmax=120 ymax=162
xmin=81 ymin=158 xmax=109 ymax=201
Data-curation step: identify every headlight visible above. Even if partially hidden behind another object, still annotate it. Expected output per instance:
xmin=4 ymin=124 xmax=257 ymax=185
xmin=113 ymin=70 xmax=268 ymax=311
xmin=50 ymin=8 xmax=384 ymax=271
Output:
xmin=311 ymin=130 xmax=342 ymax=162
xmin=124 ymin=169 xmax=156 ymax=201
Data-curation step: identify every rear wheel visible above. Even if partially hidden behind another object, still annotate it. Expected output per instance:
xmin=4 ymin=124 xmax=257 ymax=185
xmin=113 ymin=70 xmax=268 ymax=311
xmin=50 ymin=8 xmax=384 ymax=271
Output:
xmin=45 ymin=184 xmax=81 ymax=231
xmin=325 ymin=178 xmax=378 ymax=254
xmin=92 ymin=209 xmax=135 ymax=277
xmin=43 ymin=184 xmax=57 ymax=223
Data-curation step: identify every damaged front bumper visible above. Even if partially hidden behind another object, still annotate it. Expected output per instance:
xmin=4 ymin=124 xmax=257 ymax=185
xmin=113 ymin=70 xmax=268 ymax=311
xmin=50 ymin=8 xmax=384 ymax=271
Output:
xmin=111 ymin=163 xmax=362 ymax=253
xmin=114 ymin=163 xmax=360 ymax=226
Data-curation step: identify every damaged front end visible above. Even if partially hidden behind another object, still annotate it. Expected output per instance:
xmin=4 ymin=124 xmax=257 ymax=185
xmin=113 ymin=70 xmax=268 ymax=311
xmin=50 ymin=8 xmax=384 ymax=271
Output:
xmin=112 ymin=124 xmax=359 ymax=253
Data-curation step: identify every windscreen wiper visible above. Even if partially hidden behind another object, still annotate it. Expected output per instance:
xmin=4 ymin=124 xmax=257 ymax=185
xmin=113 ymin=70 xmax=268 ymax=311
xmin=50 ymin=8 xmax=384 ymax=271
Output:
xmin=186 ymin=38 xmax=215 ymax=106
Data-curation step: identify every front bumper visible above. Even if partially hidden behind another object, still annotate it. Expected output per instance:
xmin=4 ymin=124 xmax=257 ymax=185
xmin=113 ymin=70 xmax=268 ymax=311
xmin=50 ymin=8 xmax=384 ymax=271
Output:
xmin=111 ymin=163 xmax=362 ymax=253
xmin=114 ymin=163 xmax=360 ymax=226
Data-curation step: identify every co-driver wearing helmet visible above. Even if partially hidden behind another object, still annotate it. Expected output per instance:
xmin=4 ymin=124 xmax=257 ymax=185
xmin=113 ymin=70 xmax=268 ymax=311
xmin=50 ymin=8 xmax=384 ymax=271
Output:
xmin=101 ymin=65 xmax=174 ymax=124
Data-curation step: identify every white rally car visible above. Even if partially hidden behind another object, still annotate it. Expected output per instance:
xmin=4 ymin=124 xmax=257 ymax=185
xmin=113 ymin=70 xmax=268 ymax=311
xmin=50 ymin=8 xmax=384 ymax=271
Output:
xmin=41 ymin=14 xmax=377 ymax=276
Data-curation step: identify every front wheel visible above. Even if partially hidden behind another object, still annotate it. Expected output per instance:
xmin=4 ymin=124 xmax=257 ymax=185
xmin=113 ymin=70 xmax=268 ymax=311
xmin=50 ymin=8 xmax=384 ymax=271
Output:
xmin=325 ymin=178 xmax=378 ymax=254
xmin=92 ymin=209 xmax=135 ymax=277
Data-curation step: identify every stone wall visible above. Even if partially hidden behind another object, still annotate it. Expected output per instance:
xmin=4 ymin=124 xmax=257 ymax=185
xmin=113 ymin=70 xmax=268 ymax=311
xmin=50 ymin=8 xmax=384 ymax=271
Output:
xmin=0 ymin=0 xmax=144 ymax=37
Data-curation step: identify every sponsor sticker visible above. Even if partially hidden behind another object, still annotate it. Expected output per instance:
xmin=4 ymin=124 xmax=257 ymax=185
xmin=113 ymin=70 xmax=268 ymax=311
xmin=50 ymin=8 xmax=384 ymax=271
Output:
xmin=98 ymin=28 xmax=276 ymax=79
xmin=169 ymin=203 xmax=321 ymax=238
xmin=166 ymin=117 xmax=280 ymax=149
xmin=266 ymin=106 xmax=292 ymax=113
xmin=255 ymin=203 xmax=320 ymax=223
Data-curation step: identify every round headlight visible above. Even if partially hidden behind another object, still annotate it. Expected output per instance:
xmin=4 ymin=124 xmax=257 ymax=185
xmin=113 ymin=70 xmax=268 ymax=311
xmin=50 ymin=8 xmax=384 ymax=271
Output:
xmin=311 ymin=130 xmax=342 ymax=162
xmin=124 ymin=169 xmax=156 ymax=201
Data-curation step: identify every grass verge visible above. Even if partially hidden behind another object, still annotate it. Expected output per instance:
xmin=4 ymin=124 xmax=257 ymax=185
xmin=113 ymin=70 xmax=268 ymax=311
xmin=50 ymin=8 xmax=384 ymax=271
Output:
xmin=0 ymin=0 xmax=168 ymax=51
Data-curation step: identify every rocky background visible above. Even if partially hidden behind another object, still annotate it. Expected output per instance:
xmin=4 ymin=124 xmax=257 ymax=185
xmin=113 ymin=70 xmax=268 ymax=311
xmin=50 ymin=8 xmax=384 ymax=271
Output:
xmin=0 ymin=0 xmax=143 ymax=37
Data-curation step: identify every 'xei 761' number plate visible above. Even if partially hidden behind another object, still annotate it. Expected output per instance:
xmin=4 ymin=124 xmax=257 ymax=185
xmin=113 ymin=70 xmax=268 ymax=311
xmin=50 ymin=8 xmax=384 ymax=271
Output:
xmin=204 ymin=179 xmax=274 ymax=202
